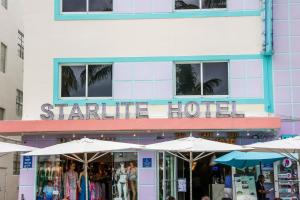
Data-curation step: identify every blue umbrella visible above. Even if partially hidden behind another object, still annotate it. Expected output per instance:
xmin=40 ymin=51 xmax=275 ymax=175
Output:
xmin=215 ymin=151 xmax=285 ymax=169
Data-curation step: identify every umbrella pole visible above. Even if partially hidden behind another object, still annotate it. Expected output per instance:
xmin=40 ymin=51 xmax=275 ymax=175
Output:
xmin=84 ymin=153 xmax=88 ymax=200
xmin=190 ymin=152 xmax=193 ymax=200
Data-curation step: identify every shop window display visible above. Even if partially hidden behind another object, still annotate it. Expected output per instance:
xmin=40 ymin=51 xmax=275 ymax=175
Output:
xmin=36 ymin=153 xmax=138 ymax=200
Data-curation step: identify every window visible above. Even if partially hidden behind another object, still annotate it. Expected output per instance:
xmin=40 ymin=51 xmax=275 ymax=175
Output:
xmin=202 ymin=0 xmax=226 ymax=8
xmin=175 ymin=0 xmax=226 ymax=10
xmin=13 ymin=153 xmax=20 ymax=175
xmin=61 ymin=64 xmax=112 ymax=98
xmin=0 ymin=42 xmax=7 ymax=73
xmin=176 ymin=62 xmax=228 ymax=96
xmin=18 ymin=31 xmax=24 ymax=59
xmin=1 ymin=0 xmax=7 ymax=9
xmin=62 ymin=0 xmax=113 ymax=12
xmin=0 ymin=107 xmax=4 ymax=120
xmin=36 ymin=152 xmax=138 ymax=200
xmin=16 ymin=89 xmax=23 ymax=117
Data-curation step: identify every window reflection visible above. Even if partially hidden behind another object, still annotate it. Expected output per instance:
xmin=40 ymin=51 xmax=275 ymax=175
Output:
xmin=62 ymin=0 xmax=86 ymax=12
xmin=202 ymin=0 xmax=226 ymax=9
xmin=176 ymin=64 xmax=201 ymax=95
xmin=175 ymin=0 xmax=200 ymax=10
xmin=88 ymin=65 xmax=112 ymax=97
xmin=203 ymin=62 xmax=228 ymax=95
xmin=176 ymin=62 xmax=228 ymax=96
xmin=89 ymin=0 xmax=113 ymax=12
xmin=61 ymin=65 xmax=86 ymax=97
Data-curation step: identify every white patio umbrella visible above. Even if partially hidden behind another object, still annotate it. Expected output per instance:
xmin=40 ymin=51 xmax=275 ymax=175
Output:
xmin=25 ymin=137 xmax=143 ymax=200
xmin=0 ymin=141 xmax=37 ymax=154
xmin=145 ymin=136 xmax=244 ymax=200
xmin=245 ymin=136 xmax=300 ymax=161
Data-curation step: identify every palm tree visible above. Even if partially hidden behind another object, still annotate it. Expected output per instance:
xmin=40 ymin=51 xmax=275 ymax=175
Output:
xmin=176 ymin=64 xmax=222 ymax=95
xmin=80 ymin=65 xmax=112 ymax=87
xmin=203 ymin=79 xmax=222 ymax=95
xmin=61 ymin=66 xmax=78 ymax=97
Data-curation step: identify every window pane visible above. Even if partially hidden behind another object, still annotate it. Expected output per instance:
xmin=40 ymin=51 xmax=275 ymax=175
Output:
xmin=62 ymin=0 xmax=86 ymax=12
xmin=175 ymin=0 xmax=200 ymax=10
xmin=61 ymin=65 xmax=86 ymax=97
xmin=0 ymin=43 xmax=7 ymax=73
xmin=0 ymin=107 xmax=4 ymax=120
xmin=1 ymin=0 xmax=7 ymax=9
xmin=88 ymin=64 xmax=112 ymax=97
xmin=18 ymin=31 xmax=24 ymax=59
xmin=89 ymin=0 xmax=113 ymax=12
xmin=176 ymin=64 xmax=201 ymax=95
xmin=203 ymin=62 xmax=228 ymax=95
xmin=202 ymin=0 xmax=226 ymax=9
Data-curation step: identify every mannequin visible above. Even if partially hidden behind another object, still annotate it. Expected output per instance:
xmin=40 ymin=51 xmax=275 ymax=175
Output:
xmin=128 ymin=162 xmax=137 ymax=200
xmin=52 ymin=159 xmax=63 ymax=200
xmin=64 ymin=163 xmax=79 ymax=200
xmin=115 ymin=163 xmax=128 ymax=200
xmin=38 ymin=163 xmax=47 ymax=193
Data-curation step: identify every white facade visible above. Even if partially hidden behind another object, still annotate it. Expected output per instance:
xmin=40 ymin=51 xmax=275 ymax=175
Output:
xmin=0 ymin=0 xmax=24 ymax=200
xmin=22 ymin=0 xmax=265 ymax=120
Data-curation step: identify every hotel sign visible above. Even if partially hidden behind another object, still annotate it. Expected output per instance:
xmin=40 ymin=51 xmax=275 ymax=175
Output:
xmin=40 ymin=101 xmax=245 ymax=120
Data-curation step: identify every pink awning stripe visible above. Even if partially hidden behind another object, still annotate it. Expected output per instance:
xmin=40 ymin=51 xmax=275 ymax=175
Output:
xmin=0 ymin=117 xmax=281 ymax=135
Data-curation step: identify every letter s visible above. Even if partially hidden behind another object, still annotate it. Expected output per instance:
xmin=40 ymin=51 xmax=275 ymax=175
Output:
xmin=40 ymin=103 xmax=54 ymax=120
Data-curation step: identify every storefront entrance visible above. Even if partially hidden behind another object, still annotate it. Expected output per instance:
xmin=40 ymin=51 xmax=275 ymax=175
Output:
xmin=36 ymin=152 xmax=138 ymax=200
xmin=159 ymin=153 xmax=231 ymax=200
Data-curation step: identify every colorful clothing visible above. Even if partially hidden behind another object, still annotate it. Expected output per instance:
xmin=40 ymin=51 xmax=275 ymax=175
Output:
xmin=65 ymin=171 xmax=78 ymax=200
xmin=79 ymin=175 xmax=90 ymax=200
xmin=43 ymin=185 xmax=54 ymax=200
xmin=90 ymin=182 xmax=96 ymax=200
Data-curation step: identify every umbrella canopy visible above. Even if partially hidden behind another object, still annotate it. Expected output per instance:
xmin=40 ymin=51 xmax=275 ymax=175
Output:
xmin=24 ymin=137 xmax=143 ymax=156
xmin=215 ymin=151 xmax=285 ymax=169
xmin=145 ymin=136 xmax=244 ymax=200
xmin=0 ymin=141 xmax=37 ymax=153
xmin=246 ymin=136 xmax=300 ymax=154
xmin=24 ymin=137 xmax=143 ymax=200
xmin=145 ymin=136 xmax=244 ymax=152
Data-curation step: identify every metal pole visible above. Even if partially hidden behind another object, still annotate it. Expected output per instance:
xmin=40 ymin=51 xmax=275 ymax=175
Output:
xmin=84 ymin=153 xmax=88 ymax=200
xmin=190 ymin=152 xmax=193 ymax=200
xmin=163 ymin=152 xmax=166 ymax=200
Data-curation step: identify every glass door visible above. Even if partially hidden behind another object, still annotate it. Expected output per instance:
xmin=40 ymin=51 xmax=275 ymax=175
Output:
xmin=158 ymin=152 xmax=177 ymax=200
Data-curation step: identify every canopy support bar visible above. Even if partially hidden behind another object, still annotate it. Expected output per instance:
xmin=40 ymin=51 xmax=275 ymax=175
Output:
xmin=193 ymin=152 xmax=205 ymax=161
xmin=62 ymin=154 xmax=83 ymax=163
xmin=72 ymin=154 xmax=84 ymax=162
xmin=89 ymin=152 xmax=109 ymax=163
xmin=194 ymin=152 xmax=215 ymax=162
xmin=166 ymin=151 xmax=189 ymax=162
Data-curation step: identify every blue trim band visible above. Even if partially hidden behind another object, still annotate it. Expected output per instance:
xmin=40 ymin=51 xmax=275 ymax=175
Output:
xmin=264 ymin=0 xmax=273 ymax=55
xmin=53 ymin=54 xmax=263 ymax=64
xmin=53 ymin=54 xmax=266 ymax=106
xmin=54 ymin=0 xmax=261 ymax=21
xmin=263 ymin=55 xmax=274 ymax=113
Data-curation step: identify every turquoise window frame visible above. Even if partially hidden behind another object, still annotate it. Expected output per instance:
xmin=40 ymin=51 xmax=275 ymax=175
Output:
xmin=54 ymin=0 xmax=261 ymax=21
xmin=53 ymin=54 xmax=274 ymax=112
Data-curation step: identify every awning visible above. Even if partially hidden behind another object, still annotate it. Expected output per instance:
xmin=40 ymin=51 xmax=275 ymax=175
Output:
xmin=0 ymin=117 xmax=281 ymax=135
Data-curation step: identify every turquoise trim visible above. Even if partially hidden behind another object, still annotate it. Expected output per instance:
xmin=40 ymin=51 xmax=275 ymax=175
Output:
xmin=54 ymin=54 xmax=263 ymax=64
xmin=54 ymin=0 xmax=261 ymax=21
xmin=53 ymin=54 xmax=266 ymax=106
xmin=53 ymin=98 xmax=265 ymax=106
xmin=281 ymin=134 xmax=297 ymax=139
xmin=263 ymin=55 xmax=274 ymax=113
xmin=264 ymin=0 xmax=273 ymax=55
